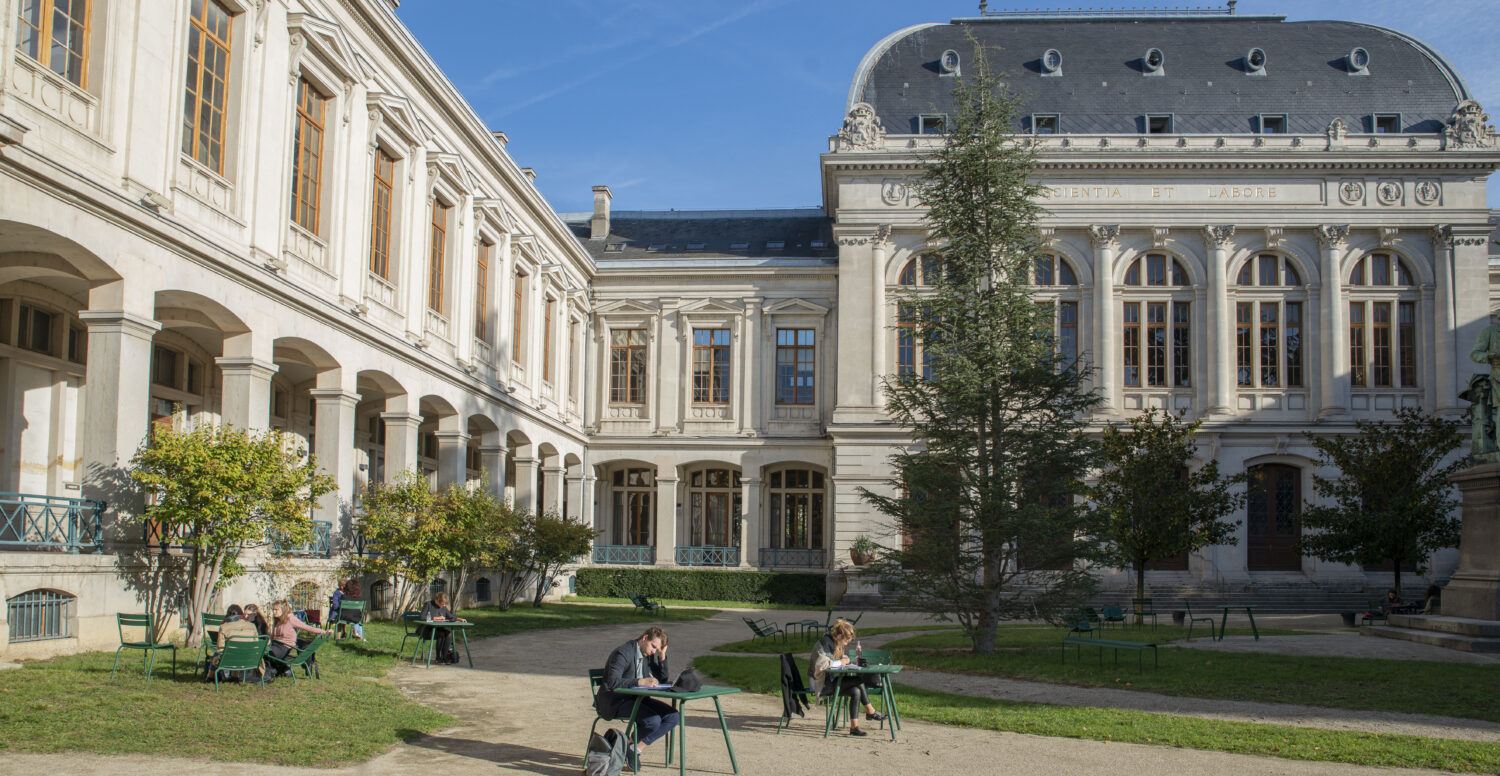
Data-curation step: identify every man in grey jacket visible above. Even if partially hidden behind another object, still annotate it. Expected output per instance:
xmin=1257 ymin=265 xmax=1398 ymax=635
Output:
xmin=596 ymin=626 xmax=678 ymax=768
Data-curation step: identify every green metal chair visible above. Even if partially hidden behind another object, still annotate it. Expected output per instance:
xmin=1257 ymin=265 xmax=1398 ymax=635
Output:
xmin=197 ymin=611 xmax=225 ymax=674
xmin=587 ymin=668 xmax=657 ymax=772
xmin=1130 ymin=598 xmax=1159 ymax=630
xmin=334 ymin=600 xmax=366 ymax=641
xmin=110 ymin=613 xmax=176 ymax=682
xmin=1184 ymin=601 xmax=1216 ymax=640
xmin=397 ymin=610 xmax=424 ymax=658
xmin=1067 ymin=611 xmax=1102 ymax=638
xmin=213 ymin=635 xmax=269 ymax=690
xmin=1362 ymin=600 xmax=1389 ymax=626
xmin=264 ymin=633 xmax=328 ymax=683
xmin=859 ymin=649 xmax=896 ymax=728
xmin=1100 ymin=606 xmax=1127 ymax=629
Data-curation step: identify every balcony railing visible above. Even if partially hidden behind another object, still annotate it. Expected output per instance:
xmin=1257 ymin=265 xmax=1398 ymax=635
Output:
xmin=759 ymin=547 xmax=826 ymax=568
xmin=593 ymin=544 xmax=655 ymax=565
xmin=271 ymin=520 xmax=332 ymax=557
xmin=675 ymin=545 xmax=740 ymax=567
xmin=352 ymin=528 xmax=379 ymax=558
xmin=0 ymin=492 xmax=104 ymax=552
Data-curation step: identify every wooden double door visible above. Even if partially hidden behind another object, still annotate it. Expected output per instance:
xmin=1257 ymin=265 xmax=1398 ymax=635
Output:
xmin=1246 ymin=464 xmax=1302 ymax=571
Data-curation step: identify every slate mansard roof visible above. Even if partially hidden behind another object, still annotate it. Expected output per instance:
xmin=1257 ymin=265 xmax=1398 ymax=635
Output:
xmin=849 ymin=15 xmax=1472 ymax=136
xmin=563 ymin=209 xmax=837 ymax=267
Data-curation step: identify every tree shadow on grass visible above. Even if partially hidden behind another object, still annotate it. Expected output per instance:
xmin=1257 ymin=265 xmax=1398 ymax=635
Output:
xmin=401 ymin=733 xmax=579 ymax=776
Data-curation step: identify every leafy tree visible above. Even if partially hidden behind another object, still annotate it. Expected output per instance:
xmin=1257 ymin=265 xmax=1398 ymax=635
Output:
xmin=435 ymin=483 xmax=521 ymax=603
xmin=1089 ymin=409 xmax=1245 ymax=605
xmin=352 ymin=470 xmax=451 ymax=614
xmin=493 ymin=510 xmax=597 ymax=609
xmin=862 ymin=38 xmax=1101 ymax=654
xmin=128 ymin=423 xmax=334 ymax=646
xmin=1299 ymin=408 xmax=1466 ymax=596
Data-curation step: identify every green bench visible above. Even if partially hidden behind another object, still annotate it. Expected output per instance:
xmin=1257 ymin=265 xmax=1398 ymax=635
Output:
xmin=1061 ymin=634 xmax=1158 ymax=672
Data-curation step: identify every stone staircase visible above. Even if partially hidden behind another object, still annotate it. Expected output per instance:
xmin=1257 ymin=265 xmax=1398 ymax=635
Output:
xmin=1364 ymin=614 xmax=1500 ymax=653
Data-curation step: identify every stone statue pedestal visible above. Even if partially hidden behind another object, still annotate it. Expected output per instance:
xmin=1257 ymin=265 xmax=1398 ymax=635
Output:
xmin=1446 ymin=463 xmax=1500 ymax=621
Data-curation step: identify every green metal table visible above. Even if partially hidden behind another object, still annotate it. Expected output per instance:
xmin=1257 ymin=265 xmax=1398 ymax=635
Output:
xmin=412 ymin=620 xmax=473 ymax=667
xmin=1217 ymin=606 xmax=1259 ymax=641
xmin=821 ymin=664 xmax=903 ymax=741
xmin=615 ymin=684 xmax=740 ymax=776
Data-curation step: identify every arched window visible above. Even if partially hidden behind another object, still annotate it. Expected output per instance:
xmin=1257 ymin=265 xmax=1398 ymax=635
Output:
xmin=475 ymin=577 xmax=491 ymax=602
xmin=1246 ymin=464 xmax=1302 ymax=571
xmin=7 ymin=589 xmax=74 ymax=642
xmin=1033 ymin=255 xmax=1082 ymax=365
xmin=1121 ymin=254 xmax=1192 ymax=388
xmin=428 ymin=578 xmax=447 ymax=598
xmin=768 ymin=468 xmax=825 ymax=550
xmin=1347 ymin=253 xmax=1419 ymax=390
xmin=898 ymin=255 xmax=943 ymax=286
xmin=687 ymin=468 xmax=742 ymax=547
xmin=1034 ymin=255 xmax=1079 ymax=286
xmin=1234 ymin=254 xmax=1306 ymax=389
xmin=370 ymin=580 xmax=391 ymax=612
xmin=611 ymin=467 xmax=654 ymax=545
xmin=288 ymin=580 xmax=320 ymax=617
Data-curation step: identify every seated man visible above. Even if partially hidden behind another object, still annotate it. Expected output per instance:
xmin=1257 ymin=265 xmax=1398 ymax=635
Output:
xmin=595 ymin=626 xmax=679 ymax=768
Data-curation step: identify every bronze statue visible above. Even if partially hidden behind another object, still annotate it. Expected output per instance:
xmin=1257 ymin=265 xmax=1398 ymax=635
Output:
xmin=1466 ymin=318 xmax=1500 ymax=460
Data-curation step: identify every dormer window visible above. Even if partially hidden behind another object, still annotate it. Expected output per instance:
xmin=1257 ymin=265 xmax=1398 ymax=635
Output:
xmin=1041 ymin=48 xmax=1062 ymax=76
xmin=1146 ymin=114 xmax=1173 ymax=134
xmin=686 ymin=242 xmax=706 ymax=251
xmin=1245 ymin=47 xmax=1267 ymax=75
xmin=810 ymin=240 xmax=826 ymax=248
xmin=1348 ymin=47 xmax=1370 ymax=75
xmin=730 ymin=242 xmax=749 ymax=250
xmin=1143 ymin=47 xmax=1164 ymax=75
xmin=647 ymin=243 xmax=667 ymax=251
xmin=1258 ymin=114 xmax=1287 ymax=134
xmin=939 ymin=49 xmax=960 ymax=77
xmin=766 ymin=241 xmax=785 ymax=250
xmin=919 ymin=114 xmax=947 ymax=134
xmin=605 ymin=242 xmax=625 ymax=252
xmin=1372 ymin=113 xmax=1401 ymax=133
xmin=1032 ymin=114 xmax=1059 ymax=134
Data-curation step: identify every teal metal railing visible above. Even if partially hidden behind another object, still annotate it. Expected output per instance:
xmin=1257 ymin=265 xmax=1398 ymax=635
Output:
xmin=271 ymin=520 xmax=332 ymax=557
xmin=675 ymin=545 xmax=739 ymax=566
xmin=592 ymin=544 xmax=655 ymax=565
xmin=758 ymin=547 xmax=826 ymax=568
xmin=0 ymin=492 xmax=104 ymax=552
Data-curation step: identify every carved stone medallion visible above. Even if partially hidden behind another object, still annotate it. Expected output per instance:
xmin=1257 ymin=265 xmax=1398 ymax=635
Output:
xmin=1376 ymin=180 xmax=1402 ymax=205
xmin=880 ymin=179 xmax=908 ymax=206
xmin=1338 ymin=180 xmax=1364 ymax=205
xmin=1414 ymin=180 xmax=1441 ymax=206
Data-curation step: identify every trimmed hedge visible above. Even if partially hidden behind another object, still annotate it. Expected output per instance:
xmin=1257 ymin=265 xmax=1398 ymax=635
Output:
xmin=576 ymin=567 xmax=825 ymax=606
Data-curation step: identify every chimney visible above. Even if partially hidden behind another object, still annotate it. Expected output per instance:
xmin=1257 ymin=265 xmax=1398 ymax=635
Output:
xmin=521 ymin=167 xmax=536 ymax=182
xmin=591 ymin=185 xmax=613 ymax=240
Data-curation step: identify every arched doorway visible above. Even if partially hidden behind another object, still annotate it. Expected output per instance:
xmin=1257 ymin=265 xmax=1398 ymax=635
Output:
xmin=1246 ymin=464 xmax=1302 ymax=571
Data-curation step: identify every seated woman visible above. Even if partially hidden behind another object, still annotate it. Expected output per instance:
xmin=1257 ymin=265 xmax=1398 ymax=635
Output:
xmin=268 ymin=599 xmax=330 ymax=675
xmin=243 ymin=603 xmax=270 ymax=637
xmin=420 ymin=591 xmax=466 ymax=664
xmin=1422 ymin=584 xmax=1442 ymax=615
xmin=210 ymin=604 xmax=262 ymax=681
xmin=808 ymin=619 xmax=885 ymax=736
xmin=1380 ymin=588 xmax=1405 ymax=615
xmin=337 ymin=579 xmax=366 ymax=641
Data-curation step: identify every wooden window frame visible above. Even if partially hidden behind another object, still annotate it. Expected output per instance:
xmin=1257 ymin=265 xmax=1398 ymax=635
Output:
xmin=15 ymin=0 xmax=90 ymax=88
xmin=511 ymin=270 xmax=526 ymax=365
xmin=1123 ymin=299 xmax=1189 ymax=388
xmin=568 ymin=318 xmax=579 ymax=402
xmin=182 ymin=0 xmax=234 ymax=174
xmin=767 ymin=468 xmax=826 ymax=550
xmin=775 ymin=328 xmax=815 ymax=405
xmin=426 ymin=201 xmax=449 ymax=313
xmin=368 ymin=147 xmax=395 ymax=280
xmin=475 ymin=241 xmax=492 ymax=343
xmin=609 ymin=328 xmax=647 ymax=404
xmin=290 ymin=77 xmax=328 ymax=234
xmin=1348 ymin=253 xmax=1419 ymax=391
xmin=542 ymin=296 xmax=555 ymax=384
xmin=692 ymin=328 xmax=732 ymax=405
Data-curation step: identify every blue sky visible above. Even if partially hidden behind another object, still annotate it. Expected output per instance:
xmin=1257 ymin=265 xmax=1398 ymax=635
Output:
xmin=395 ymin=0 xmax=1500 ymax=214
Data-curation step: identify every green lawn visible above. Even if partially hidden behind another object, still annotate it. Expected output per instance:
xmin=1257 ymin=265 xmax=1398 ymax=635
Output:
xmin=694 ymin=654 xmax=1500 ymax=773
xmin=564 ymin=595 xmax=821 ymax=611
xmin=0 ymin=602 xmax=716 ymax=766
xmin=713 ymin=625 xmax=958 ymax=654
xmin=882 ymin=626 xmax=1500 ymax=722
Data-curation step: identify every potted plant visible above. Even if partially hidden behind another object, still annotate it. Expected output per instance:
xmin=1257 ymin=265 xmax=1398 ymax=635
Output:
xmin=849 ymin=535 xmax=878 ymax=566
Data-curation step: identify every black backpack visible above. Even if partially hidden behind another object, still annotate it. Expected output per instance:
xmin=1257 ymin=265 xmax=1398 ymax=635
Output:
xmin=583 ymin=727 xmax=629 ymax=776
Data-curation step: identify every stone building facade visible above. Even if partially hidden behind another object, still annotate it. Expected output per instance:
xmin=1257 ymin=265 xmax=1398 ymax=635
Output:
xmin=2 ymin=3 xmax=1498 ymax=657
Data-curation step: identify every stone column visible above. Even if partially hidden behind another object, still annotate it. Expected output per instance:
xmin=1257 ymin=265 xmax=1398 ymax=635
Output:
xmin=1090 ymin=226 xmax=1121 ymax=414
xmin=655 ymin=475 xmax=679 ymax=566
xmin=216 ymin=357 xmax=278 ymax=430
xmin=379 ymin=411 xmax=422 ymax=481
xmin=433 ymin=429 xmax=469 ymax=489
xmin=479 ymin=444 xmax=508 ymax=497
xmin=739 ymin=299 xmax=760 ymax=434
xmin=740 ymin=475 xmax=762 ymax=568
xmin=566 ymin=474 xmax=585 ymax=521
xmin=512 ymin=456 xmax=539 ymax=512
xmin=543 ymin=463 xmax=565 ymax=515
xmin=1204 ymin=226 xmax=1236 ymax=415
xmin=870 ymin=225 xmax=890 ymax=403
xmin=308 ymin=388 xmax=359 ymax=528
xmin=1431 ymin=226 xmax=1461 ymax=413
xmin=1316 ymin=225 xmax=1350 ymax=418
xmin=79 ymin=310 xmax=160 ymax=543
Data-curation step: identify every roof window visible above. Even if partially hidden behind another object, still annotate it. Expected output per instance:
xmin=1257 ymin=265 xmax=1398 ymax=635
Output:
xmin=729 ymin=242 xmax=749 ymax=250
xmin=1245 ymin=47 xmax=1267 ymax=75
xmin=1041 ymin=48 xmax=1062 ymax=76
xmin=919 ymin=114 xmax=947 ymax=134
xmin=810 ymin=240 xmax=826 ymax=248
xmin=605 ymin=243 xmax=624 ymax=252
xmin=1258 ymin=114 xmax=1287 ymax=134
xmin=939 ymin=49 xmax=960 ymax=77
xmin=647 ymin=243 xmax=667 ymax=251
xmin=1143 ymin=48 xmax=1164 ymax=76
xmin=1372 ymin=113 xmax=1401 ymax=133
xmin=766 ymin=241 xmax=785 ymax=249
xmin=686 ymin=242 xmax=706 ymax=251
xmin=1146 ymin=114 xmax=1173 ymax=134
xmin=1348 ymin=47 xmax=1370 ymax=75
xmin=1031 ymin=114 xmax=1059 ymax=134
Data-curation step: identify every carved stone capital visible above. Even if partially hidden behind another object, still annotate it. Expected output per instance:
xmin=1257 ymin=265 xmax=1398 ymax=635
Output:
xmin=874 ymin=224 xmax=892 ymax=247
xmin=1431 ymin=224 xmax=1453 ymax=249
xmin=1088 ymin=225 xmax=1121 ymax=249
xmin=1152 ymin=227 xmax=1170 ymax=248
xmin=1316 ymin=224 xmax=1350 ymax=249
xmin=1379 ymin=227 xmax=1399 ymax=248
xmin=1264 ymin=226 xmax=1284 ymax=248
xmin=1038 ymin=227 xmax=1057 ymax=247
xmin=1203 ymin=225 xmax=1235 ymax=249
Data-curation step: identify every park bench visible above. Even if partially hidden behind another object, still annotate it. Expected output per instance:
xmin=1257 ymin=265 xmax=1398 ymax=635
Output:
xmin=743 ymin=616 xmax=785 ymax=643
xmin=1061 ymin=634 xmax=1158 ymax=673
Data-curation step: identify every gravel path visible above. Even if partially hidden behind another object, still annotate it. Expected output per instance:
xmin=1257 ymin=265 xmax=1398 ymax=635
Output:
xmin=0 ymin=608 xmax=1484 ymax=776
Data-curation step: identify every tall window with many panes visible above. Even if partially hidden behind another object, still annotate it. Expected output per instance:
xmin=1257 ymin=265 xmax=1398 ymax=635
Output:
xmin=427 ymin=201 xmax=448 ymax=313
xmin=692 ymin=328 xmax=731 ymax=404
xmin=775 ymin=329 xmax=814 ymax=404
xmin=1348 ymin=253 xmax=1418 ymax=390
xmin=290 ymin=78 xmax=327 ymax=233
xmin=15 ymin=0 xmax=88 ymax=87
xmin=1121 ymin=254 xmax=1192 ymax=389
xmin=895 ymin=255 xmax=940 ymax=379
xmin=688 ymin=468 xmax=741 ymax=547
xmin=475 ymin=241 xmax=492 ymax=343
xmin=1234 ymin=254 xmax=1305 ymax=389
xmin=611 ymin=468 xmax=653 ymax=545
xmin=1033 ymin=255 xmax=1080 ymax=366
xmin=368 ymin=147 xmax=395 ymax=279
xmin=609 ymin=329 xmax=647 ymax=404
xmin=182 ymin=0 xmax=233 ymax=173
xmin=768 ymin=468 xmax=825 ymax=550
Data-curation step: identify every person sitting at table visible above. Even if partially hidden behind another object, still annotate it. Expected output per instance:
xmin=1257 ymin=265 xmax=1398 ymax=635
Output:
xmin=243 ymin=603 xmax=269 ymax=637
xmin=268 ymin=598 xmax=330 ymax=676
xmin=210 ymin=604 xmax=262 ymax=682
xmin=335 ymin=578 xmax=366 ymax=641
xmin=420 ymin=591 xmax=466 ymax=664
xmin=1380 ymin=588 xmax=1405 ymax=615
xmin=809 ymin=618 xmax=886 ymax=737
xmin=1422 ymin=584 xmax=1442 ymax=614
xmin=596 ymin=626 xmax=679 ymax=769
